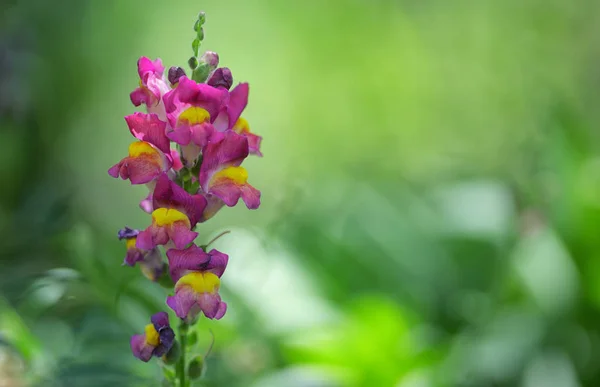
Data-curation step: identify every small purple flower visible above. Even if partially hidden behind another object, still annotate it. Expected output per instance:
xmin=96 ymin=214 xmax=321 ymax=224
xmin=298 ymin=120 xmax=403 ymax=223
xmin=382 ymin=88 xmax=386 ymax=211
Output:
xmin=118 ymin=227 xmax=164 ymax=281
xmin=130 ymin=312 xmax=175 ymax=362
xmin=166 ymin=245 xmax=228 ymax=321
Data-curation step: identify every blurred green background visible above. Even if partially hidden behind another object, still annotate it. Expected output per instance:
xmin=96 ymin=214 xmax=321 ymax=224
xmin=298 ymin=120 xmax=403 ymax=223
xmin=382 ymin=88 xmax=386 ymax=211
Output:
xmin=2 ymin=0 xmax=600 ymax=386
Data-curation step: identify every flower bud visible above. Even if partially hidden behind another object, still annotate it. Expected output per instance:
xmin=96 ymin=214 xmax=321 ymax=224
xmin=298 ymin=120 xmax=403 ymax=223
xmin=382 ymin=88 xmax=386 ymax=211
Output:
xmin=207 ymin=67 xmax=233 ymax=90
xmin=168 ymin=67 xmax=186 ymax=85
xmin=187 ymin=356 xmax=204 ymax=380
xmin=200 ymin=51 xmax=219 ymax=69
xmin=188 ymin=56 xmax=199 ymax=70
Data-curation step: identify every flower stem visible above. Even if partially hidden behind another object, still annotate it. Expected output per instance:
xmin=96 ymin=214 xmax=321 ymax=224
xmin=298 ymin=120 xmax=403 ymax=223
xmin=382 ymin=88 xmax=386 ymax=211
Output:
xmin=177 ymin=322 xmax=189 ymax=387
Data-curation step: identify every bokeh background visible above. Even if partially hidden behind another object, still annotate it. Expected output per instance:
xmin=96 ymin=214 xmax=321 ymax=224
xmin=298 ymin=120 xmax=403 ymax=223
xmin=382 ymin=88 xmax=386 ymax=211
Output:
xmin=2 ymin=0 xmax=600 ymax=386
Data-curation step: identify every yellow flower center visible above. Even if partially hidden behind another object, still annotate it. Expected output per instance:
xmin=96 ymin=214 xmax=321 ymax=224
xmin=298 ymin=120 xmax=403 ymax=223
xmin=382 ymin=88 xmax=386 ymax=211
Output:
xmin=233 ymin=117 xmax=250 ymax=134
xmin=179 ymin=107 xmax=211 ymax=125
xmin=128 ymin=141 xmax=158 ymax=157
xmin=125 ymin=237 xmax=137 ymax=250
xmin=176 ymin=272 xmax=220 ymax=294
xmin=144 ymin=324 xmax=160 ymax=346
xmin=210 ymin=166 xmax=248 ymax=186
xmin=152 ymin=208 xmax=191 ymax=227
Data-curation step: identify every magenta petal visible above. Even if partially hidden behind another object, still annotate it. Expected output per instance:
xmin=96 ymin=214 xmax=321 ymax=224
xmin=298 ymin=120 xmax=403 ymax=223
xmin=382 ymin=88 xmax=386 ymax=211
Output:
xmin=166 ymin=245 xmax=211 ymax=283
xmin=130 ymin=334 xmax=154 ymax=362
xmin=168 ymin=76 xmax=227 ymax=119
xmin=241 ymin=184 xmax=261 ymax=209
xmin=197 ymin=293 xmax=222 ymax=319
xmin=199 ymin=132 xmax=249 ymax=190
xmin=108 ymin=163 xmax=120 ymax=178
xmin=137 ymin=57 xmax=164 ymax=78
xmin=140 ymin=194 xmax=153 ymax=213
xmin=167 ymin=287 xmax=197 ymax=320
xmin=130 ymin=88 xmax=151 ymax=107
xmin=170 ymin=149 xmax=184 ymax=172
xmin=209 ymin=182 xmax=243 ymax=207
xmin=168 ymin=224 xmax=198 ymax=250
xmin=226 ymin=83 xmax=249 ymax=129
xmin=205 ymin=249 xmax=229 ymax=278
xmin=124 ymin=249 xmax=144 ymax=266
xmin=152 ymin=174 xmax=207 ymax=226
xmin=214 ymin=301 xmax=227 ymax=320
xmin=125 ymin=113 xmax=170 ymax=154
xmin=136 ymin=226 xmax=169 ymax=250
xmin=189 ymin=122 xmax=215 ymax=147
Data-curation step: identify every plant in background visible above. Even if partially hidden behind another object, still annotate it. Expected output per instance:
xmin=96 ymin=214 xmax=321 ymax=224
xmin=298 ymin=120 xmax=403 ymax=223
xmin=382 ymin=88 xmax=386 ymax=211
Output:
xmin=108 ymin=11 xmax=262 ymax=386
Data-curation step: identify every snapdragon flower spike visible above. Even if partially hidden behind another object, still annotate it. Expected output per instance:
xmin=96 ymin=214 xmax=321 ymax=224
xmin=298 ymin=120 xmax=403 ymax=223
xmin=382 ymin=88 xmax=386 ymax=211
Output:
xmin=108 ymin=141 xmax=171 ymax=184
xmin=130 ymin=312 xmax=175 ymax=362
xmin=118 ymin=227 xmax=164 ymax=281
xmin=130 ymin=57 xmax=171 ymax=119
xmin=166 ymin=245 xmax=228 ymax=321
xmin=199 ymin=131 xmax=260 ymax=210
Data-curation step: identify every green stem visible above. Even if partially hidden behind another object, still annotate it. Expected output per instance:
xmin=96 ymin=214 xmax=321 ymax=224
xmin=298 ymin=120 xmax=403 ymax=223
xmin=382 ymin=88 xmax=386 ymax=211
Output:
xmin=177 ymin=322 xmax=188 ymax=387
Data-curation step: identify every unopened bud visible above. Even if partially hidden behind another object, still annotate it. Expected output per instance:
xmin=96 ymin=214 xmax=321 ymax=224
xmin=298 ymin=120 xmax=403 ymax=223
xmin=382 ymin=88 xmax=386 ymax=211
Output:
xmin=207 ymin=67 xmax=233 ymax=90
xmin=188 ymin=56 xmax=199 ymax=70
xmin=188 ymin=356 xmax=204 ymax=379
xmin=168 ymin=67 xmax=186 ymax=85
xmin=200 ymin=51 xmax=219 ymax=69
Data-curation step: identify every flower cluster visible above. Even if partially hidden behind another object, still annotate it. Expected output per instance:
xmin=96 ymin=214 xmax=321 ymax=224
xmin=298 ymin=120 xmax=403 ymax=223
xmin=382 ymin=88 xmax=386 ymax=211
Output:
xmin=108 ymin=12 xmax=261 ymax=369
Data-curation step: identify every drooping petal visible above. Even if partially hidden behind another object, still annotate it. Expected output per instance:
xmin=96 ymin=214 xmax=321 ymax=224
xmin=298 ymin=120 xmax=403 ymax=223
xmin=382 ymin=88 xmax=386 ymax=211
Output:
xmin=233 ymin=117 xmax=262 ymax=156
xmin=169 ymin=222 xmax=198 ymax=250
xmin=108 ymin=141 xmax=170 ymax=185
xmin=167 ymin=271 xmax=226 ymax=321
xmin=136 ymin=224 xmax=169 ymax=250
xmin=130 ymin=334 xmax=155 ymax=362
xmin=204 ymin=249 xmax=229 ymax=278
xmin=125 ymin=113 xmax=170 ymax=154
xmin=208 ymin=166 xmax=261 ymax=209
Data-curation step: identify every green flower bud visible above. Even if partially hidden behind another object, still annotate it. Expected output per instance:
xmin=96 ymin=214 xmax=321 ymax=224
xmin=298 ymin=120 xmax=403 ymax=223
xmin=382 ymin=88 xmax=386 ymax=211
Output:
xmin=187 ymin=356 xmax=204 ymax=380
xmin=188 ymin=56 xmax=199 ymax=70
xmin=187 ymin=331 xmax=198 ymax=347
